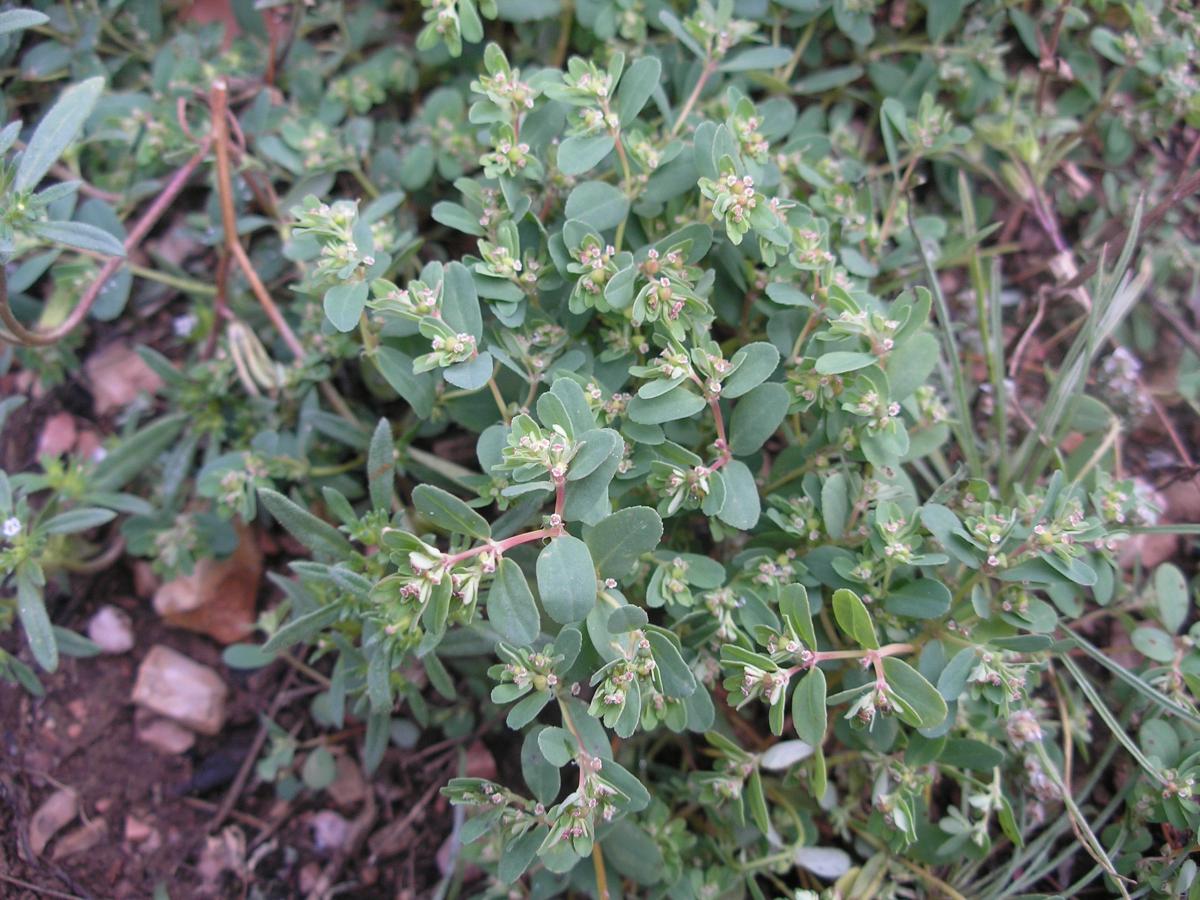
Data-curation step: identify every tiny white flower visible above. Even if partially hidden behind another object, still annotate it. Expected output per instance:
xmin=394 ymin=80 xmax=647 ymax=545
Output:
xmin=2 ymin=517 xmax=21 ymax=539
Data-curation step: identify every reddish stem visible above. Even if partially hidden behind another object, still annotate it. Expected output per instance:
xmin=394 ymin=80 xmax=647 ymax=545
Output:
xmin=1 ymin=138 xmax=212 ymax=346
xmin=441 ymin=525 xmax=563 ymax=568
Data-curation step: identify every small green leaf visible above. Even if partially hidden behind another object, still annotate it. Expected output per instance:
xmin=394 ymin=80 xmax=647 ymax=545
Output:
xmin=1131 ymin=625 xmax=1176 ymax=664
xmin=323 ymin=281 xmax=369 ymax=332
xmin=52 ymin=627 xmax=101 ymax=659
xmin=645 ymin=626 xmax=696 ymax=697
xmin=780 ymin=583 xmax=817 ymax=648
xmin=627 ymin=387 xmax=706 ymax=425
xmin=938 ymin=738 xmax=1005 ymax=770
xmin=17 ymin=566 xmax=56 ymax=673
xmin=568 ymin=429 xmax=622 ymax=481
xmin=814 ymin=351 xmax=877 ymax=375
xmin=507 ymin=690 xmax=551 ymax=728
xmin=792 ymin=667 xmax=827 ymax=747
xmin=522 ymin=727 xmax=560 ymax=803
xmin=747 ymin=768 xmax=770 ymax=834
xmin=564 ymin=181 xmax=629 ymax=231
xmin=584 ymin=506 xmax=663 ymax=579
xmin=367 ymin=418 xmax=394 ymax=513
xmin=722 ymin=342 xmax=779 ymax=398
xmin=487 ymin=558 xmax=541 ymax=645
xmin=536 ymin=536 xmax=597 ymax=624
xmin=373 ymin=347 xmax=435 ymax=419
xmin=263 ymin=604 xmax=340 ymax=653
xmin=32 ymin=220 xmax=125 ymax=257
xmin=41 ymin=507 xmax=116 ymax=534
xmin=413 ymin=483 xmax=491 ymax=540
xmin=442 ymin=261 xmax=483 ymax=340
xmin=716 ymin=460 xmax=760 ymax=530
xmin=719 ymin=45 xmax=793 ymax=72
xmin=936 ymin=648 xmax=976 ymax=701
xmin=302 ymin=747 xmax=337 ymax=790
xmin=366 ymin=645 xmax=393 ymax=712
xmin=883 ymin=579 xmax=951 ymax=619
xmin=616 ymin=55 xmax=661 ymax=124
xmin=259 ymin=488 xmax=353 ymax=560
xmin=883 ymin=657 xmax=948 ymax=728
xmin=92 ymin=414 xmax=186 ymax=491
xmin=729 ymin=382 xmax=789 ymax=456
xmin=820 ymin=472 xmax=849 ymax=539
xmin=607 ymin=604 xmax=648 ymax=632
xmin=499 ymin=828 xmax=546 ymax=882
xmin=0 ymin=9 xmax=49 ymax=36
xmin=832 ymin=588 xmax=878 ymax=649
xmin=16 ymin=76 xmax=105 ymax=191
xmin=432 ymin=201 xmax=485 ymax=236
xmin=558 ymin=135 xmax=615 ymax=176
xmin=760 ymin=740 xmax=815 ymax=771
xmin=1155 ymin=563 xmax=1188 ymax=633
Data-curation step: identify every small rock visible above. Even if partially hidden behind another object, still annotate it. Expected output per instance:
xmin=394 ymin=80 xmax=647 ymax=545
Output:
xmin=135 ymin=709 xmax=196 ymax=753
xmin=326 ymin=755 xmax=367 ymax=809
xmin=309 ymin=810 xmax=352 ymax=853
xmin=88 ymin=605 xmax=135 ymax=654
xmin=124 ymin=815 xmax=154 ymax=843
xmin=52 ymin=818 xmax=108 ymax=860
xmin=153 ymin=526 xmax=262 ymax=644
xmin=37 ymin=412 xmax=77 ymax=458
xmin=85 ymin=341 xmax=163 ymax=416
xmin=131 ymin=645 xmax=228 ymax=735
xmin=30 ymin=788 xmax=79 ymax=856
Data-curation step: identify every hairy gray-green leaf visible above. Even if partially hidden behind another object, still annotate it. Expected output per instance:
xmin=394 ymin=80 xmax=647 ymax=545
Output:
xmin=16 ymin=76 xmax=105 ymax=191
xmin=259 ymin=488 xmax=353 ymax=560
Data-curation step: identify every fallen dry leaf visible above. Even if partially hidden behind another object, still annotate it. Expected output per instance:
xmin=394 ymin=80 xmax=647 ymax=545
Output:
xmin=154 ymin=525 xmax=262 ymax=644
xmin=85 ymin=341 xmax=164 ymax=416
xmin=30 ymin=788 xmax=79 ymax=856
xmin=52 ymin=818 xmax=108 ymax=861
xmin=197 ymin=826 xmax=247 ymax=891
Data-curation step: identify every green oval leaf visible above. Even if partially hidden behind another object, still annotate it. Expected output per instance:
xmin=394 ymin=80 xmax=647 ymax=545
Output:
xmin=536 ymin=535 xmax=597 ymax=624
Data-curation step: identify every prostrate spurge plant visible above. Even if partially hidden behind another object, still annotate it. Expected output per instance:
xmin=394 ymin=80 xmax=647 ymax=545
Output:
xmin=2 ymin=1 xmax=1199 ymax=897
xmin=250 ymin=29 xmax=1195 ymax=900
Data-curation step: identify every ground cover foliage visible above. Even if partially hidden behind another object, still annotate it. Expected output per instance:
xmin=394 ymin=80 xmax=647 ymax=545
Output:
xmin=2 ymin=0 xmax=1200 ymax=896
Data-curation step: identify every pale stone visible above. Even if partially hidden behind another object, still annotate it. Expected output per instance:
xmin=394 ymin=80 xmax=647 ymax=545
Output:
xmin=37 ymin=412 xmax=77 ymax=458
xmin=87 ymin=605 xmax=135 ymax=654
xmin=84 ymin=341 xmax=163 ymax=415
xmin=309 ymin=810 xmax=352 ymax=853
xmin=134 ymin=708 xmax=197 ymax=754
xmin=124 ymin=815 xmax=155 ymax=843
xmin=131 ymin=645 xmax=228 ymax=735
